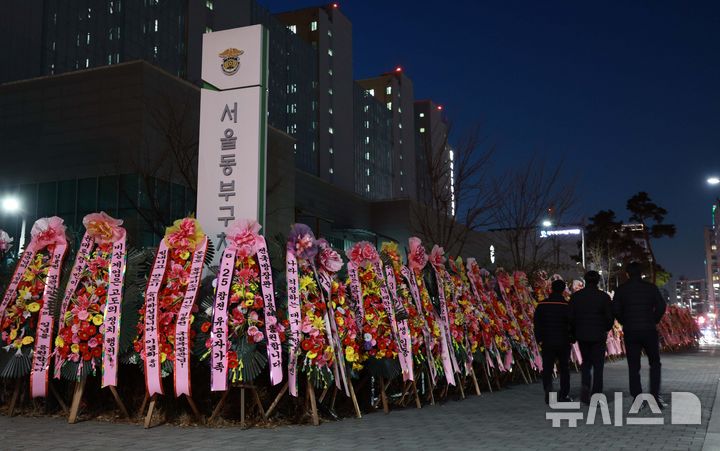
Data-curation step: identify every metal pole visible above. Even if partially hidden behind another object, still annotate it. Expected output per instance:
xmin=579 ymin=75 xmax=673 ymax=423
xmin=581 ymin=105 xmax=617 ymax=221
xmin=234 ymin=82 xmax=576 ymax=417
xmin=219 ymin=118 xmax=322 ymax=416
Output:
xmin=18 ymin=218 xmax=26 ymax=255
xmin=581 ymin=228 xmax=586 ymax=270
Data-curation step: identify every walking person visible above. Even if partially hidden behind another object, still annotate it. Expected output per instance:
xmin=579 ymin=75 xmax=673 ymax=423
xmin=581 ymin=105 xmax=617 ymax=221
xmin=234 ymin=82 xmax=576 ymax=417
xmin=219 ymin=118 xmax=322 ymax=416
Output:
xmin=534 ymin=279 xmax=573 ymax=403
xmin=569 ymin=270 xmax=613 ymax=404
xmin=612 ymin=262 xmax=667 ymax=406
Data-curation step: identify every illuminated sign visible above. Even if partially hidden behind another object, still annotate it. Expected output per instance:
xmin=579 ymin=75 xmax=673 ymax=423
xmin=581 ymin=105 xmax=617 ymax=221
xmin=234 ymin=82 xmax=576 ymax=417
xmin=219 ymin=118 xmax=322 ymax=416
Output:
xmin=540 ymin=228 xmax=582 ymax=238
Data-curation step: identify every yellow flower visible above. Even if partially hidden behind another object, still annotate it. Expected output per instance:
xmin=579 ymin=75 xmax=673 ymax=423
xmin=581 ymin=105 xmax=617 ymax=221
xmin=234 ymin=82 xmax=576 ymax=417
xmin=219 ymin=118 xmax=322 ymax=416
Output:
xmin=164 ymin=217 xmax=205 ymax=252
xmin=9 ymin=329 xmax=17 ymax=340
xmin=55 ymin=336 xmax=65 ymax=347
xmin=311 ymin=316 xmax=325 ymax=331
xmin=245 ymin=299 xmax=255 ymax=307
xmin=17 ymin=286 xmax=32 ymax=301
xmin=307 ymin=351 xmax=317 ymax=359
xmin=21 ymin=336 xmax=33 ymax=346
xmin=345 ymin=346 xmax=356 ymax=362
xmin=92 ymin=314 xmax=104 ymax=326
xmin=161 ymin=352 xmax=167 ymax=363
xmin=27 ymin=302 xmax=40 ymax=313
xmin=336 ymin=316 xmax=344 ymax=327
xmin=352 ymin=362 xmax=363 ymax=372
xmin=299 ymin=275 xmax=316 ymax=292
xmin=179 ymin=250 xmax=190 ymax=260
xmin=13 ymin=339 xmax=22 ymax=349
xmin=71 ymin=344 xmax=80 ymax=354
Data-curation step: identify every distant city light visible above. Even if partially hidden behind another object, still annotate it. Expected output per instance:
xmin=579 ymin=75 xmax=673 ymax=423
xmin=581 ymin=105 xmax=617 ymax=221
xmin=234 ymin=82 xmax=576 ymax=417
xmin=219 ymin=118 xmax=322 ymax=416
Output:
xmin=437 ymin=105 xmax=443 ymax=111
xmin=1 ymin=196 xmax=21 ymax=213
xmin=331 ymin=3 xmax=339 ymax=8
xmin=542 ymin=219 xmax=552 ymax=228
xmin=708 ymin=177 xmax=720 ymax=185
xmin=395 ymin=66 xmax=402 ymax=73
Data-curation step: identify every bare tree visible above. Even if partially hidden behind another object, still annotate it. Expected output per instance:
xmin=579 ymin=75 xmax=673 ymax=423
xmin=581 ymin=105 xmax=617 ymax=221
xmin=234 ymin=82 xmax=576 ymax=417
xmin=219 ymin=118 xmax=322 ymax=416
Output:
xmin=491 ymin=157 xmax=575 ymax=274
xmin=120 ymin=90 xmax=199 ymax=237
xmin=412 ymin=123 xmax=497 ymax=255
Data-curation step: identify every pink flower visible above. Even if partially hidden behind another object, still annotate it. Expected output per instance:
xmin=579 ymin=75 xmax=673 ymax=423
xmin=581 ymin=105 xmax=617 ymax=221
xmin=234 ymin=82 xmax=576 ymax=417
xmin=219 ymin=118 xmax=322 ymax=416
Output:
xmin=317 ymin=240 xmax=343 ymax=273
xmin=226 ymin=219 xmax=262 ymax=258
xmin=247 ymin=325 xmax=259 ymax=337
xmin=0 ymin=230 xmax=13 ymax=252
xmin=83 ymin=212 xmax=125 ymax=244
xmin=78 ymin=310 xmax=89 ymax=321
xmin=88 ymin=337 xmax=99 ymax=348
xmin=346 ymin=241 xmax=379 ymax=266
xmin=31 ymin=216 xmax=67 ymax=249
xmin=429 ymin=245 xmax=445 ymax=268
xmin=408 ymin=237 xmax=428 ymax=271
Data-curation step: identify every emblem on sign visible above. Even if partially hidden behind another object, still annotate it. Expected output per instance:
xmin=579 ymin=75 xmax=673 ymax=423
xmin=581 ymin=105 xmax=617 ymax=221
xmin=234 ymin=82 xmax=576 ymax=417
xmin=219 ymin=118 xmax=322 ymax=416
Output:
xmin=218 ymin=48 xmax=244 ymax=75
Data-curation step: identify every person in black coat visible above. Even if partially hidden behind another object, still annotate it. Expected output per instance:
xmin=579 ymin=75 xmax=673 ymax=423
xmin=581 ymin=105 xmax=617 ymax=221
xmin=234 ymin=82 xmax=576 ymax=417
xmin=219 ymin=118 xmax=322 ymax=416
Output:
xmin=534 ymin=279 xmax=573 ymax=403
xmin=569 ymin=271 xmax=613 ymax=403
xmin=612 ymin=262 xmax=667 ymax=404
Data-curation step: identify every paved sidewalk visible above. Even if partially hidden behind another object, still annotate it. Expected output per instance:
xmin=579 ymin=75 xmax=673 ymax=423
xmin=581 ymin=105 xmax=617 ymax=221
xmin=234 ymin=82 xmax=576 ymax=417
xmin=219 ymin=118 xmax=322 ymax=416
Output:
xmin=1 ymin=347 xmax=719 ymax=450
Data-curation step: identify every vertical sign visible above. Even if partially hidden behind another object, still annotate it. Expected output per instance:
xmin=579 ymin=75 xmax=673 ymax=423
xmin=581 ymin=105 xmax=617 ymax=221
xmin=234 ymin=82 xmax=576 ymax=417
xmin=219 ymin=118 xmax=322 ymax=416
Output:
xmin=197 ymin=25 xmax=269 ymax=265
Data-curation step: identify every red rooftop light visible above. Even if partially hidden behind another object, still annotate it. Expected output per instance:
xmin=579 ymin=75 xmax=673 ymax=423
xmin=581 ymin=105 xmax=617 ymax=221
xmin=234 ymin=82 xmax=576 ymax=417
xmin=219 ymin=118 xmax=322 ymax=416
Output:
xmin=332 ymin=3 xmax=339 ymax=8
xmin=437 ymin=105 xmax=443 ymax=111
xmin=395 ymin=66 xmax=402 ymax=72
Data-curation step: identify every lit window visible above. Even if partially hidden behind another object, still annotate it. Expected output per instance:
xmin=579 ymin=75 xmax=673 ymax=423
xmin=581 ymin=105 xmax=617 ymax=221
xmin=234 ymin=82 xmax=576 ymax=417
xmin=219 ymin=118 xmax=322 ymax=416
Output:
xmin=85 ymin=58 xmax=90 ymax=67
xmin=386 ymin=102 xmax=392 ymax=110
xmin=364 ymin=120 xmax=369 ymax=128
xmin=115 ymin=53 xmax=120 ymax=63
xmin=400 ymin=170 xmax=404 ymax=175
xmin=419 ymin=113 xmax=425 ymax=118
xmin=328 ymin=69 xmax=333 ymax=76
xmin=386 ymin=86 xmax=392 ymax=95
xmin=109 ymin=1 xmax=114 ymax=14
xmin=367 ymin=184 xmax=370 ymax=192
xmin=366 ymin=168 xmax=370 ymax=176
xmin=328 ymin=49 xmax=333 ymax=56
xmin=311 ymin=21 xmax=318 ymax=31
xmin=329 ymin=108 xmax=333 ymax=115
xmin=206 ymin=0 xmax=214 ymax=10
xmin=328 ymin=88 xmax=333 ymax=95
xmin=420 ymin=128 xmax=425 ymax=133
xmin=107 ymin=54 xmax=112 ymax=64
xmin=205 ymin=26 xmax=212 ymax=33
xmin=329 ymin=147 xmax=334 ymax=154
xmin=153 ymin=45 xmax=158 ymax=57
xmin=329 ymin=168 xmax=334 ymax=174
xmin=398 ymin=123 xmax=402 ymax=129
xmin=154 ymin=19 xmax=158 ymax=32
xmin=365 ymin=152 xmax=370 ymax=160
xmin=86 ymin=32 xmax=91 ymax=44
xmin=328 ymin=30 xmax=332 ymax=37
xmin=367 ymin=89 xmax=375 ymax=96
xmin=288 ymin=25 xmax=297 ymax=34
xmin=365 ymin=136 xmax=370 ymax=144
xmin=329 ymin=127 xmax=334 ymax=134
xmin=363 ymin=105 xmax=368 ymax=112
xmin=398 ymin=107 xmax=402 ymax=113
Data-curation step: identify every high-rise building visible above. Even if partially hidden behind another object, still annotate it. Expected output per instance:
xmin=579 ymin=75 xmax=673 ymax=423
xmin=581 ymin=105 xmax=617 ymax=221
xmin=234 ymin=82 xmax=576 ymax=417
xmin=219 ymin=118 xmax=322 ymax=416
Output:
xmin=0 ymin=0 xmax=319 ymax=175
xmin=275 ymin=4 xmax=354 ymax=191
xmin=353 ymin=83 xmax=393 ymax=200
xmin=414 ymin=100 xmax=451 ymax=210
xmin=357 ymin=69 xmax=417 ymax=200
xmin=704 ymin=200 xmax=720 ymax=306
xmin=675 ymin=278 xmax=707 ymax=314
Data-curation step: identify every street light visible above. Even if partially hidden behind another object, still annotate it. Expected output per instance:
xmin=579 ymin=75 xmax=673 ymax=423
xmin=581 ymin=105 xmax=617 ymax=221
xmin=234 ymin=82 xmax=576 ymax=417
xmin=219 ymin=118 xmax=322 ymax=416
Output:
xmin=1 ymin=195 xmax=26 ymax=255
xmin=542 ymin=219 xmax=553 ymax=228
xmin=708 ymin=177 xmax=720 ymax=186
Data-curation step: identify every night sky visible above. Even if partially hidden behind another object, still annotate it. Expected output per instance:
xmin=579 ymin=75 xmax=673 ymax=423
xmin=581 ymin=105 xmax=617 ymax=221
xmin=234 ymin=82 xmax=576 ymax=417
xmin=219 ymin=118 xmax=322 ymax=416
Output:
xmin=265 ymin=0 xmax=720 ymax=281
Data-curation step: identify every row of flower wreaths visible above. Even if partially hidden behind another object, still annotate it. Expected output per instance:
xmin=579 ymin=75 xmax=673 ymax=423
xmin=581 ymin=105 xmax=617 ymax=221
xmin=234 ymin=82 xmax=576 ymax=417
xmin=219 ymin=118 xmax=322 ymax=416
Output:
xmin=0 ymin=213 xmax=699 ymax=406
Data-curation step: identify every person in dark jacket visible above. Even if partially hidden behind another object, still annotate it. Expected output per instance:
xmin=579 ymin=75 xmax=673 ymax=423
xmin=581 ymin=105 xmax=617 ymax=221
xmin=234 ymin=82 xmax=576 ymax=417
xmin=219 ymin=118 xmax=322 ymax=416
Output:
xmin=534 ymin=279 xmax=573 ymax=403
xmin=569 ymin=271 xmax=613 ymax=403
xmin=612 ymin=262 xmax=667 ymax=404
